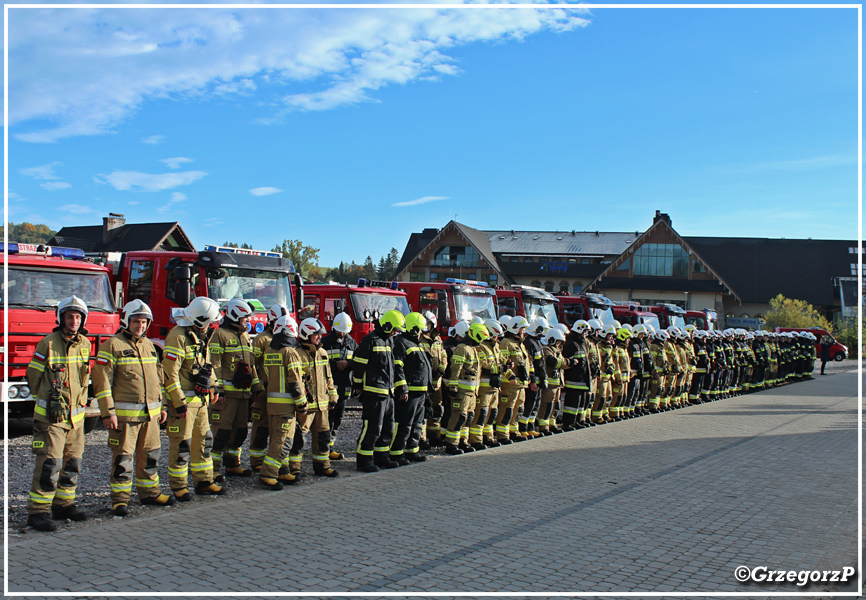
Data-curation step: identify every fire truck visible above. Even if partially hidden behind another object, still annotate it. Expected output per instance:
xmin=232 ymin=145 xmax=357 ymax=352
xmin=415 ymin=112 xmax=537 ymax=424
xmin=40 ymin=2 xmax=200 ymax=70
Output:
xmin=2 ymin=243 xmax=120 ymax=429
xmin=552 ymin=292 xmax=616 ymax=328
xmin=100 ymin=244 xmax=303 ymax=345
xmin=648 ymin=303 xmax=688 ymax=330
xmin=301 ymin=279 xmax=410 ymax=344
xmin=684 ymin=308 xmax=717 ymax=331
xmin=495 ymin=285 xmax=560 ymax=325
xmin=611 ymin=301 xmax=662 ymax=332
xmin=397 ymin=278 xmax=498 ymax=337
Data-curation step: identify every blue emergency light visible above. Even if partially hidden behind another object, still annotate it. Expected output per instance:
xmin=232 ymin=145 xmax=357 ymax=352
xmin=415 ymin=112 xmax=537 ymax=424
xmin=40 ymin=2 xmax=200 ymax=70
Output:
xmin=204 ymin=244 xmax=281 ymax=258
xmin=255 ymin=322 xmax=265 ymax=333
xmin=2 ymin=243 xmax=85 ymax=260
xmin=445 ymin=277 xmax=488 ymax=287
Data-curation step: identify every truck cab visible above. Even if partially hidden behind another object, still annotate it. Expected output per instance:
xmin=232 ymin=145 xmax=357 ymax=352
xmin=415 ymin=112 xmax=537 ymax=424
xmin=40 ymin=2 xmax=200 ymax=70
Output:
xmin=648 ymin=303 xmax=687 ymax=330
xmin=301 ymin=279 xmax=410 ymax=344
xmin=1 ymin=243 xmax=119 ymax=424
xmin=495 ymin=285 xmax=560 ymax=325
xmin=102 ymin=244 xmax=303 ymax=345
xmin=684 ymin=308 xmax=717 ymax=331
xmin=612 ymin=302 xmax=662 ymax=332
xmin=398 ymin=278 xmax=498 ymax=337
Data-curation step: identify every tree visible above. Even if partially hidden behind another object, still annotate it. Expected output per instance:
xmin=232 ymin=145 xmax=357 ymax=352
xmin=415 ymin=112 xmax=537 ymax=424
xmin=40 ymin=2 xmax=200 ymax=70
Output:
xmin=362 ymin=256 xmax=377 ymax=280
xmin=273 ymin=239 xmax=320 ymax=278
xmin=222 ymin=242 xmax=252 ymax=249
xmin=1 ymin=222 xmax=56 ymax=245
xmin=764 ymin=294 xmax=833 ymax=332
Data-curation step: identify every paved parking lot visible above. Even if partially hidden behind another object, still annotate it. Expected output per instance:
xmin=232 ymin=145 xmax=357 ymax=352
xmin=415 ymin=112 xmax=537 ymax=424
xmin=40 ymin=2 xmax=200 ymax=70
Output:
xmin=5 ymin=371 xmax=860 ymax=595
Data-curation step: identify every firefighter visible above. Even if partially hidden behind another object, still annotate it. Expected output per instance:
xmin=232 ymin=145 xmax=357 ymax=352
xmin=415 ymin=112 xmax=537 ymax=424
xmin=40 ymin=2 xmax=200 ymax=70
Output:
xmin=561 ymin=320 xmax=591 ymax=431
xmin=25 ymin=296 xmax=92 ymax=531
xmin=591 ymin=324 xmax=617 ymax=424
xmin=290 ymin=318 xmax=339 ymax=477
xmin=249 ymin=304 xmax=288 ymax=472
xmin=444 ymin=322 xmax=489 ymax=454
xmin=438 ymin=321 xmax=467 ymax=446
xmin=209 ymin=298 xmax=264 ymax=479
xmin=519 ymin=316 xmax=548 ymax=438
xmin=474 ymin=319 xmax=505 ymax=449
xmin=322 ymin=312 xmax=356 ymax=461
xmin=538 ymin=327 xmax=566 ymax=434
xmin=352 ymin=310 xmax=407 ymax=472
xmin=647 ymin=330 xmax=669 ymax=413
xmin=633 ymin=324 xmax=654 ymax=415
xmin=93 ymin=300 xmax=173 ymax=517
xmin=689 ymin=329 xmax=709 ymax=404
xmin=663 ymin=327 xmax=683 ymax=409
xmin=495 ymin=316 xmax=532 ymax=443
xmin=391 ymin=312 xmax=433 ymax=463
xmin=259 ymin=315 xmax=304 ymax=490
xmin=419 ymin=311 xmax=447 ymax=448
xmin=162 ymin=296 xmax=225 ymax=499
xmin=610 ymin=327 xmax=632 ymax=420
xmin=583 ymin=319 xmax=603 ymax=426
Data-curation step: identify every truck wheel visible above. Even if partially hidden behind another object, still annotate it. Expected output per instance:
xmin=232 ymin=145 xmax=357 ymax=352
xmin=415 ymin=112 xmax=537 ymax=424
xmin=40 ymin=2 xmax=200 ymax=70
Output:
xmin=834 ymin=353 xmax=845 ymax=362
xmin=84 ymin=416 xmax=100 ymax=433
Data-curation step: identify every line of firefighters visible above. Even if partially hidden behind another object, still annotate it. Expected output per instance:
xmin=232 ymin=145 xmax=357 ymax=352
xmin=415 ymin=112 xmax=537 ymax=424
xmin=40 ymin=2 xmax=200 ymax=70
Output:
xmin=23 ymin=292 xmax=818 ymax=532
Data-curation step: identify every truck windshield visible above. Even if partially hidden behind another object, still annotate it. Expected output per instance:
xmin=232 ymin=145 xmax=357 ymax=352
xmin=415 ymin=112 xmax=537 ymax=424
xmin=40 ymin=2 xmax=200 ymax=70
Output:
xmin=684 ymin=315 xmax=706 ymax=330
xmin=525 ymin=300 xmax=559 ymax=326
xmin=3 ymin=267 xmax=115 ymax=312
xmin=208 ymin=268 xmax=293 ymax=313
xmin=642 ymin=315 xmax=661 ymax=332
xmin=671 ymin=315 xmax=686 ymax=329
xmin=350 ymin=293 xmax=410 ymax=322
xmin=592 ymin=306 xmax=615 ymax=326
xmin=454 ymin=293 xmax=497 ymax=322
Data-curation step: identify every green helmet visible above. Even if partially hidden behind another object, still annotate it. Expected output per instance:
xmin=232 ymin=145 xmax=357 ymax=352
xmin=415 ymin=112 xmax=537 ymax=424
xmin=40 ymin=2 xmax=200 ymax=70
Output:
xmin=467 ymin=322 xmax=490 ymax=344
xmin=404 ymin=312 xmax=428 ymax=336
xmin=379 ymin=309 xmax=407 ymax=334
xmin=616 ymin=327 xmax=632 ymax=342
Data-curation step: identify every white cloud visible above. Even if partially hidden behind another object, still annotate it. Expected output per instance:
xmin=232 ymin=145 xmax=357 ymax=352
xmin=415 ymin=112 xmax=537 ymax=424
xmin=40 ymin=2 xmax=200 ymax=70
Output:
xmin=392 ymin=195 xmax=448 ymax=207
xmin=170 ymin=192 xmax=188 ymax=202
xmin=128 ymin=201 xmax=140 ymax=205
xmin=95 ymin=170 xmax=207 ymax=192
xmin=8 ymin=7 xmax=590 ymax=142
xmin=204 ymin=217 xmax=224 ymax=228
xmin=20 ymin=162 xmax=62 ymax=180
xmin=731 ymin=154 xmax=858 ymax=174
xmin=161 ymin=157 xmax=194 ymax=169
xmin=249 ymin=187 xmax=282 ymax=196
xmin=141 ymin=135 xmax=165 ymax=145
xmin=58 ymin=204 xmax=92 ymax=214
xmin=40 ymin=181 xmax=73 ymax=191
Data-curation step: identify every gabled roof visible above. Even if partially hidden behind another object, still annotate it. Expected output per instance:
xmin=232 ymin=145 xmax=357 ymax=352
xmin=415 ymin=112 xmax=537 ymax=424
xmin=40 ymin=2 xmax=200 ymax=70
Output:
xmin=487 ymin=230 xmax=638 ymax=256
xmin=684 ymin=237 xmax=854 ymax=306
xmin=50 ymin=222 xmax=195 ymax=253
xmin=394 ymin=228 xmax=439 ymax=275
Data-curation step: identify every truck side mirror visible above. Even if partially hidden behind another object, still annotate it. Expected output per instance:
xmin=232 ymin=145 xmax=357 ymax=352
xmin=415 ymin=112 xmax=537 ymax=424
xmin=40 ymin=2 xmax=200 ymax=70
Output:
xmin=294 ymin=273 xmax=304 ymax=317
xmin=333 ymin=299 xmax=344 ymax=315
xmin=174 ymin=264 xmax=192 ymax=307
xmin=114 ymin=282 xmax=124 ymax=311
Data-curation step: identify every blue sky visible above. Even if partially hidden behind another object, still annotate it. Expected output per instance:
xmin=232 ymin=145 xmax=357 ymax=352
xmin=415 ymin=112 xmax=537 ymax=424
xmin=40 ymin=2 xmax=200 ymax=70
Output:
xmin=6 ymin=3 xmax=860 ymax=268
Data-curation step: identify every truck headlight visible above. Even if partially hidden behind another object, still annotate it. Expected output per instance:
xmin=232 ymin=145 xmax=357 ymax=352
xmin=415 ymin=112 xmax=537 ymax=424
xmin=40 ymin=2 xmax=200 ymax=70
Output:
xmin=8 ymin=386 xmax=19 ymax=399
xmin=18 ymin=385 xmax=30 ymax=399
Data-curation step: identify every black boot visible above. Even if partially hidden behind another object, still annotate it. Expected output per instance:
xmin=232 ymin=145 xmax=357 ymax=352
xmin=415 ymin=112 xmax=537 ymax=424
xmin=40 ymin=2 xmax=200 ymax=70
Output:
xmin=445 ymin=445 xmax=464 ymax=455
xmin=356 ymin=455 xmax=380 ymax=473
xmin=374 ymin=451 xmax=399 ymax=469
xmin=52 ymin=504 xmax=87 ymax=522
xmin=27 ymin=513 xmax=57 ymax=532
xmin=407 ymin=452 xmax=427 ymax=462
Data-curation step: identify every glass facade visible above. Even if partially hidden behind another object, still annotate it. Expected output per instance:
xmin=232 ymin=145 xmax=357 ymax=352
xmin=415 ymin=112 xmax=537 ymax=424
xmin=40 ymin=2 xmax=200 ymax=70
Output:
xmin=633 ymin=243 xmax=689 ymax=277
xmin=432 ymin=246 xmax=479 ymax=267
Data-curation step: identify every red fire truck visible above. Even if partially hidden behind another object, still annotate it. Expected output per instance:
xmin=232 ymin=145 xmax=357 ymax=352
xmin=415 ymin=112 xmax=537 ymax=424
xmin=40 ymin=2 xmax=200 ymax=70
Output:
xmin=100 ymin=244 xmax=303 ymax=346
xmin=648 ymin=303 xmax=688 ymax=330
xmin=397 ymin=278 xmax=498 ymax=337
xmin=301 ymin=279 xmax=410 ymax=344
xmin=552 ymin=292 xmax=616 ymax=328
xmin=495 ymin=285 xmax=560 ymax=325
xmin=2 ymin=243 xmax=120 ymax=429
xmin=684 ymin=309 xmax=717 ymax=331
xmin=611 ymin=301 xmax=662 ymax=332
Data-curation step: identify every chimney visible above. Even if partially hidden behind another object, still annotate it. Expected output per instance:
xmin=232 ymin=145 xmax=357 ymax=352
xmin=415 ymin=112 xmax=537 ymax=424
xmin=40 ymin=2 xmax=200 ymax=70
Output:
xmin=653 ymin=210 xmax=672 ymax=226
xmin=103 ymin=213 xmax=126 ymax=245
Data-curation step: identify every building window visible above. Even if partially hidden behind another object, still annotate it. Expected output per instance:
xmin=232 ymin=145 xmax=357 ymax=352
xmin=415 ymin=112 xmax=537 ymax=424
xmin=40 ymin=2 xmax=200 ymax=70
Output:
xmin=430 ymin=272 xmax=439 ymax=280
xmin=633 ymin=243 xmax=689 ymax=277
xmin=410 ymin=271 xmax=420 ymax=281
xmin=851 ymin=263 xmax=860 ymax=276
xmin=488 ymin=273 xmax=498 ymax=283
xmin=544 ymin=281 xmax=554 ymax=292
xmin=581 ymin=258 xmax=591 ymax=264
xmin=531 ymin=280 xmax=542 ymax=288
xmin=572 ymin=283 xmax=581 ymax=293
xmin=127 ymin=260 xmax=154 ymax=304
xmin=693 ymin=260 xmax=708 ymax=274
xmin=559 ymin=281 xmax=569 ymax=292
xmin=616 ymin=257 xmax=630 ymax=271
xmin=524 ymin=257 xmax=534 ymax=263
xmin=432 ymin=245 xmax=478 ymax=268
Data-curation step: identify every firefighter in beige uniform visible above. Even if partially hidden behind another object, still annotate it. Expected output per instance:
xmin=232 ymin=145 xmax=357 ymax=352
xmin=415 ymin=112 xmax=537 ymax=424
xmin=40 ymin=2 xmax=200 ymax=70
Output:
xmin=93 ymin=300 xmax=174 ymax=516
xmin=290 ymin=318 xmax=340 ymax=477
xmin=260 ymin=315 xmax=305 ymax=490
xmin=25 ymin=296 xmax=91 ymax=532
xmin=249 ymin=304 xmax=288 ymax=472
xmin=471 ymin=318 xmax=505 ymax=449
xmin=162 ymin=297 xmax=225 ymax=500
xmin=209 ymin=298 xmax=264 ymax=479
xmin=444 ymin=322 xmax=490 ymax=454
xmin=495 ymin=316 xmax=532 ymax=443
xmin=420 ymin=311 xmax=448 ymax=446
xmin=538 ymin=327 xmax=566 ymax=434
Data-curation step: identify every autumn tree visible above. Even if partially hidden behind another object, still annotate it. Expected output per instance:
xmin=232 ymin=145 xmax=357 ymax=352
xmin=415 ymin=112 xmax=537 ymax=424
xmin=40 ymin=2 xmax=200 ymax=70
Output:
xmin=764 ymin=294 xmax=833 ymax=332
xmin=1 ymin=222 xmax=56 ymax=245
xmin=273 ymin=239 xmax=321 ymax=278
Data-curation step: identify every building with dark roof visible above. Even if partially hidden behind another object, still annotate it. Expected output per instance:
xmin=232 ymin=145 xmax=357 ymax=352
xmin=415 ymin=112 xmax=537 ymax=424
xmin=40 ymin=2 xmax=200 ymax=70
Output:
xmin=49 ymin=213 xmax=195 ymax=253
xmin=397 ymin=211 xmax=860 ymax=326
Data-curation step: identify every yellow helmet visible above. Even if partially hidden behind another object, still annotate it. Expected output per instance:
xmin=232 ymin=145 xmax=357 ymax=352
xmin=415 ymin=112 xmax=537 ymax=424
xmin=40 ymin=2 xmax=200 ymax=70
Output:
xmin=404 ymin=312 xmax=428 ymax=336
xmin=379 ymin=309 xmax=406 ymax=334
xmin=467 ymin=322 xmax=490 ymax=344
xmin=616 ymin=327 xmax=632 ymax=342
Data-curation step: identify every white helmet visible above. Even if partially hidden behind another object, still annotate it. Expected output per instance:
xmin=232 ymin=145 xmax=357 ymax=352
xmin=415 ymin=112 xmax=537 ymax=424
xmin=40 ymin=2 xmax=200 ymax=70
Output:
xmin=267 ymin=304 xmax=288 ymax=326
xmin=620 ymin=323 xmax=634 ymax=333
xmin=422 ymin=310 xmax=438 ymax=330
xmin=611 ymin=320 xmax=622 ymax=330
xmin=528 ymin=316 xmax=550 ymax=337
xmin=453 ymin=320 xmax=471 ymax=339
xmin=656 ymin=330 xmax=669 ymax=340
xmin=587 ymin=319 xmax=604 ymax=332
xmin=542 ymin=328 xmax=565 ymax=345
xmin=332 ymin=312 xmax=353 ymax=334
xmin=484 ymin=319 xmax=505 ymax=338
xmin=685 ymin=324 xmax=698 ymax=334
xmin=604 ymin=323 xmax=618 ymax=337
xmin=571 ymin=319 xmax=590 ymax=334
xmin=121 ymin=299 xmax=153 ymax=330
xmin=633 ymin=324 xmax=648 ymax=336
xmin=175 ymin=297 xmax=222 ymax=329
xmin=57 ymin=295 xmax=88 ymax=329
xmin=225 ymin=298 xmax=254 ymax=322
xmin=273 ymin=315 xmax=299 ymax=338
xmin=299 ymin=317 xmax=327 ymax=341
xmin=507 ymin=315 xmax=530 ymax=335
xmin=470 ymin=316 xmax=484 ymax=325
xmin=498 ymin=314 xmax=513 ymax=328
xmin=554 ymin=323 xmax=570 ymax=336
xmin=735 ymin=328 xmax=747 ymax=336
xmin=667 ymin=325 xmax=680 ymax=338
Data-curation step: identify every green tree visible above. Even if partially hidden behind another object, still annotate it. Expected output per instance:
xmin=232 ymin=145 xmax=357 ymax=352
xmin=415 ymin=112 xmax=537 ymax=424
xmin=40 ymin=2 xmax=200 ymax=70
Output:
xmin=273 ymin=239 xmax=321 ymax=278
xmin=831 ymin=318 xmax=863 ymax=359
xmin=764 ymin=294 xmax=833 ymax=332
xmin=362 ymin=256 xmax=377 ymax=280
xmin=1 ymin=222 xmax=56 ymax=245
